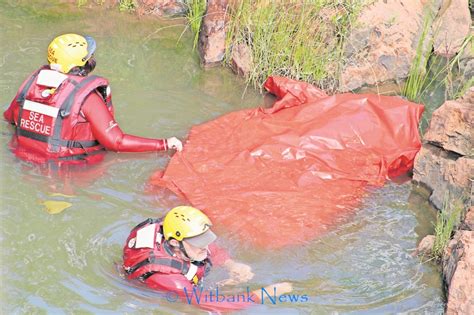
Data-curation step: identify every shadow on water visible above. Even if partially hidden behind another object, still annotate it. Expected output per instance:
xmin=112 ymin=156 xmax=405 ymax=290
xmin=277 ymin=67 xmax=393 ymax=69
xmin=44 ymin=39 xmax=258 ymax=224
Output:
xmin=0 ymin=1 xmax=445 ymax=314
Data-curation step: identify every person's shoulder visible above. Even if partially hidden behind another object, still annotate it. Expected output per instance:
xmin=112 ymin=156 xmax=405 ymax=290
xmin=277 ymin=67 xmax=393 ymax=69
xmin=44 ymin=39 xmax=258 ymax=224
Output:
xmin=84 ymin=89 xmax=106 ymax=103
xmin=81 ymin=89 xmax=107 ymax=114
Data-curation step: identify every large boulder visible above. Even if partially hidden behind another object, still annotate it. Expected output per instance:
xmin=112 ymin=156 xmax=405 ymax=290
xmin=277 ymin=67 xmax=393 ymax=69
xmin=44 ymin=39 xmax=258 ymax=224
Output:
xmin=432 ymin=0 xmax=471 ymax=57
xmin=230 ymin=43 xmax=252 ymax=77
xmin=198 ymin=0 xmax=229 ymax=67
xmin=416 ymin=234 xmax=436 ymax=257
xmin=339 ymin=0 xmax=442 ymax=91
xmin=461 ymin=206 xmax=474 ymax=231
xmin=455 ymin=31 xmax=474 ymax=92
xmin=413 ymin=87 xmax=474 ymax=209
xmin=424 ymin=87 xmax=474 ymax=156
xmin=442 ymin=230 xmax=474 ymax=314
xmin=413 ymin=145 xmax=473 ymax=209
xmin=136 ymin=0 xmax=187 ymax=17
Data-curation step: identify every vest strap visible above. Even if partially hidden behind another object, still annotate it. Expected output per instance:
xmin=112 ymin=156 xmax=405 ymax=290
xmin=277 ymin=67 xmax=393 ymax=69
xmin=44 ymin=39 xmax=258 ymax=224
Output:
xmin=55 ymin=149 xmax=105 ymax=161
xmin=60 ymin=75 xmax=99 ymax=118
xmin=132 ymin=218 xmax=162 ymax=233
xmin=50 ymin=75 xmax=101 ymax=152
xmin=126 ymin=255 xmax=188 ymax=279
xmin=17 ymin=129 xmax=99 ymax=148
xmin=17 ymin=129 xmax=50 ymax=143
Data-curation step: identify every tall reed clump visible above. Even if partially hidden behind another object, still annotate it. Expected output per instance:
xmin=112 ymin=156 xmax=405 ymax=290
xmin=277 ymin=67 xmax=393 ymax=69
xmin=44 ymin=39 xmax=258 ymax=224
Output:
xmin=431 ymin=195 xmax=465 ymax=261
xmin=186 ymin=0 xmax=207 ymax=50
xmin=447 ymin=33 xmax=474 ymax=99
xmin=402 ymin=13 xmax=435 ymax=103
xmin=403 ymin=15 xmax=473 ymax=104
xmin=225 ymin=0 xmax=368 ymax=91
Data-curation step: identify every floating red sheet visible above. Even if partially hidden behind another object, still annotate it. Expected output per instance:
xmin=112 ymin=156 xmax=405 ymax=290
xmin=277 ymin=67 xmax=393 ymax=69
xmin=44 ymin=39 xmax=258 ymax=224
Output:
xmin=149 ymin=77 xmax=423 ymax=249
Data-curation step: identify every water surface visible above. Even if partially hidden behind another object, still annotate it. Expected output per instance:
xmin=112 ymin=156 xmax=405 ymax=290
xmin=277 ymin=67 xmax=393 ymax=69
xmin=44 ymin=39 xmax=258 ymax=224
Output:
xmin=0 ymin=2 xmax=444 ymax=314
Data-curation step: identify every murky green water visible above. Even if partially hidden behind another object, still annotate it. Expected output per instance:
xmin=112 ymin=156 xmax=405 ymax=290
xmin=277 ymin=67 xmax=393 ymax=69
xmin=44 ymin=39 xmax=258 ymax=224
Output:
xmin=1 ymin=1 xmax=445 ymax=314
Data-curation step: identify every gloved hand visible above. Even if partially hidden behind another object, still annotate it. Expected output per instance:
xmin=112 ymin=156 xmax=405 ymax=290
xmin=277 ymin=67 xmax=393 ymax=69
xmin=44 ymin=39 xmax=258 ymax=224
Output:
xmin=166 ymin=137 xmax=183 ymax=152
xmin=218 ymin=259 xmax=255 ymax=286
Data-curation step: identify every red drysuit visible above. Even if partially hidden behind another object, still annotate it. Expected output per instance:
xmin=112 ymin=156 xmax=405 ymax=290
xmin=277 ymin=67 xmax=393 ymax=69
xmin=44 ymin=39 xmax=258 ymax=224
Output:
xmin=123 ymin=218 xmax=257 ymax=312
xmin=4 ymin=67 xmax=167 ymax=162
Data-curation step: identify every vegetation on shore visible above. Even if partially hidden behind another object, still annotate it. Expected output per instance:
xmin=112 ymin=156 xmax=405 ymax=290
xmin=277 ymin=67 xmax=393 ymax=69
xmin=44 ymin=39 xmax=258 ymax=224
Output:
xmin=227 ymin=1 xmax=368 ymax=91
xmin=431 ymin=196 xmax=465 ymax=261
xmin=403 ymin=23 xmax=473 ymax=105
xmin=186 ymin=0 xmax=206 ymax=50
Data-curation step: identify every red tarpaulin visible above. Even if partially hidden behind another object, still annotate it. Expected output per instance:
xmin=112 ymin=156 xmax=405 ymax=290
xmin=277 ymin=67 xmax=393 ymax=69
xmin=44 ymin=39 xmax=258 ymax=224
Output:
xmin=149 ymin=77 xmax=423 ymax=249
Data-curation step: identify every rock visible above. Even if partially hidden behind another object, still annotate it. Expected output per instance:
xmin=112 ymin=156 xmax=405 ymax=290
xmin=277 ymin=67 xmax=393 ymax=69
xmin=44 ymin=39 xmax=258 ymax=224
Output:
xmin=357 ymin=81 xmax=402 ymax=95
xmin=433 ymin=0 xmax=471 ymax=57
xmin=416 ymin=235 xmax=436 ymax=257
xmin=136 ymin=0 xmax=187 ymax=17
xmin=230 ymin=43 xmax=252 ymax=77
xmin=424 ymin=87 xmax=474 ymax=156
xmin=339 ymin=0 xmax=442 ymax=91
xmin=461 ymin=206 xmax=474 ymax=231
xmin=198 ymin=0 xmax=229 ymax=67
xmin=442 ymin=230 xmax=474 ymax=314
xmin=454 ymin=44 xmax=474 ymax=109
xmin=413 ymin=86 xmax=474 ymax=209
xmin=413 ymin=144 xmax=473 ymax=210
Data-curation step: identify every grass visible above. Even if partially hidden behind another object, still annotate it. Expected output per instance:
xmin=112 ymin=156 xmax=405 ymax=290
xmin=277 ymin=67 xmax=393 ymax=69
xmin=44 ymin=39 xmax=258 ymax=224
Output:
xmin=447 ymin=33 xmax=474 ymax=99
xmin=118 ymin=0 xmax=136 ymax=12
xmin=76 ymin=0 xmax=105 ymax=7
xmin=186 ymin=0 xmax=207 ymax=51
xmin=402 ymin=13 xmax=435 ymax=103
xmin=402 ymin=11 xmax=472 ymax=133
xmin=223 ymin=0 xmax=368 ymax=91
xmin=76 ymin=0 xmax=135 ymax=12
xmin=403 ymin=17 xmax=473 ymax=103
xmin=431 ymin=195 xmax=465 ymax=261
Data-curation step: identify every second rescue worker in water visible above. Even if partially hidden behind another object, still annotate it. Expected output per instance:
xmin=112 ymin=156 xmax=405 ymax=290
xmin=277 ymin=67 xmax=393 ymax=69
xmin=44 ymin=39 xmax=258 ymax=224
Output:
xmin=123 ymin=206 xmax=293 ymax=312
xmin=3 ymin=33 xmax=183 ymax=161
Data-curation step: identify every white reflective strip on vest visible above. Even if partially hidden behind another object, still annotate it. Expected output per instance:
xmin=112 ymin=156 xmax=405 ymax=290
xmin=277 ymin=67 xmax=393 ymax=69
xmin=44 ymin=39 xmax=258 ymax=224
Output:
xmin=37 ymin=69 xmax=68 ymax=88
xmin=184 ymin=263 xmax=198 ymax=281
xmin=155 ymin=232 xmax=162 ymax=244
xmin=135 ymin=224 xmax=157 ymax=248
xmin=23 ymin=100 xmax=59 ymax=117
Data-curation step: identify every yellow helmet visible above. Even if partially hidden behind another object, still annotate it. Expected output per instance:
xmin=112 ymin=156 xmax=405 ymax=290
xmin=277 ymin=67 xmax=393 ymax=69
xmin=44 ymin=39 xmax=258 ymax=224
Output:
xmin=47 ymin=33 xmax=96 ymax=74
xmin=163 ymin=206 xmax=216 ymax=247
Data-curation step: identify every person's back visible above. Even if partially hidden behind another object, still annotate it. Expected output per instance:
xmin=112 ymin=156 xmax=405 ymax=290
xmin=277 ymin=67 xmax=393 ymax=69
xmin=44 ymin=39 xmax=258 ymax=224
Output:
xmin=4 ymin=33 xmax=183 ymax=163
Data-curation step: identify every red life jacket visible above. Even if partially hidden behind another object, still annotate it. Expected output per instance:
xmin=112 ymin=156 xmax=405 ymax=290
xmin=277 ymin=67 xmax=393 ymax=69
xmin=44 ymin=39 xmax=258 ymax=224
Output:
xmin=10 ymin=66 xmax=114 ymax=160
xmin=123 ymin=218 xmax=212 ymax=287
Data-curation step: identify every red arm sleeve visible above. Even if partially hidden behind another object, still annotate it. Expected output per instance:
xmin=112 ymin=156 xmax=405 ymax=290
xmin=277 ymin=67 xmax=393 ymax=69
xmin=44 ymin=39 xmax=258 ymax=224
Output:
xmin=4 ymin=85 xmax=24 ymax=124
xmin=144 ymin=273 xmax=257 ymax=312
xmin=3 ymin=102 xmax=15 ymax=123
xmin=81 ymin=92 xmax=167 ymax=152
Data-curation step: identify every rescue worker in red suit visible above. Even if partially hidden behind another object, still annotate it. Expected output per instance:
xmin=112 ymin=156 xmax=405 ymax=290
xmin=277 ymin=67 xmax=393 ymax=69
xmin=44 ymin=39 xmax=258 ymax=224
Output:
xmin=123 ymin=206 xmax=292 ymax=312
xmin=3 ymin=33 xmax=183 ymax=164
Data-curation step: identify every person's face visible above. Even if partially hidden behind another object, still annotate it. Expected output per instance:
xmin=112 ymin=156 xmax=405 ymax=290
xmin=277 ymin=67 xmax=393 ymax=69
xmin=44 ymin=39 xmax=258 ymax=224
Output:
xmin=182 ymin=240 xmax=208 ymax=262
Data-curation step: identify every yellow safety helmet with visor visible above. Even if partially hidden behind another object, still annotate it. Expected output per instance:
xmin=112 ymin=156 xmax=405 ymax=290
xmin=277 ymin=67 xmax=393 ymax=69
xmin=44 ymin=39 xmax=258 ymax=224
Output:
xmin=47 ymin=33 xmax=96 ymax=74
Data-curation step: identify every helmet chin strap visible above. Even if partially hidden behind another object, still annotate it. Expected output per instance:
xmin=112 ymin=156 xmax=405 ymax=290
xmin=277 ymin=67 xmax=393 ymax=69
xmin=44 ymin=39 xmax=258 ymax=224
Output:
xmin=178 ymin=241 xmax=207 ymax=264
xmin=179 ymin=241 xmax=196 ymax=262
